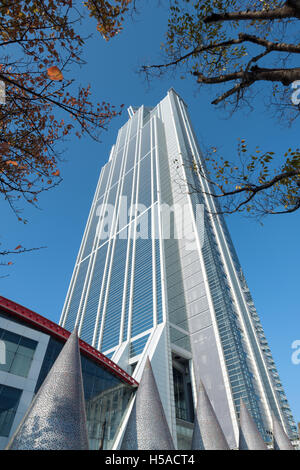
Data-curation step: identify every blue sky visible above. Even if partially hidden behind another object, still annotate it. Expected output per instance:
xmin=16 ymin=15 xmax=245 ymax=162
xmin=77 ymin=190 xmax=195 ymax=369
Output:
xmin=1 ymin=3 xmax=299 ymax=425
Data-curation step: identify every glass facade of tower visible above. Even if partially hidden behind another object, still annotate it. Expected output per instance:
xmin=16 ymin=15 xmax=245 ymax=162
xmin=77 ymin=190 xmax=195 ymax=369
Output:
xmin=61 ymin=105 xmax=164 ymax=358
xmin=60 ymin=90 xmax=297 ymax=448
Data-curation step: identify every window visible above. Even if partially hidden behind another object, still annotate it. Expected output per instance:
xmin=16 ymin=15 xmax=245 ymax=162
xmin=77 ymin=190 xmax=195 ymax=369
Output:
xmin=0 ymin=384 xmax=22 ymax=437
xmin=0 ymin=328 xmax=37 ymax=378
xmin=129 ymin=334 xmax=150 ymax=358
xmin=173 ymin=367 xmax=188 ymax=421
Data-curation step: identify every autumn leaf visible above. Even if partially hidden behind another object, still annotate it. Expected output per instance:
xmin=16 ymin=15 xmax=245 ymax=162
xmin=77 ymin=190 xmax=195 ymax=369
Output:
xmin=15 ymin=245 xmax=22 ymax=250
xmin=52 ymin=169 xmax=60 ymax=176
xmin=47 ymin=66 xmax=63 ymax=81
xmin=5 ymin=160 xmax=18 ymax=166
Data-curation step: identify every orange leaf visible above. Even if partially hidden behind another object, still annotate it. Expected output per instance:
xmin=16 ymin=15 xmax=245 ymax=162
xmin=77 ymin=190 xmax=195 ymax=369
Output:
xmin=15 ymin=245 xmax=22 ymax=250
xmin=47 ymin=66 xmax=63 ymax=81
xmin=7 ymin=262 xmax=13 ymax=266
xmin=52 ymin=169 xmax=60 ymax=176
xmin=6 ymin=160 xmax=18 ymax=166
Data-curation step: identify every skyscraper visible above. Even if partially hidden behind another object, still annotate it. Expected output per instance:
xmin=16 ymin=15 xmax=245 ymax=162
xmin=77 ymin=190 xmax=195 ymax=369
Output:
xmin=60 ymin=89 xmax=297 ymax=449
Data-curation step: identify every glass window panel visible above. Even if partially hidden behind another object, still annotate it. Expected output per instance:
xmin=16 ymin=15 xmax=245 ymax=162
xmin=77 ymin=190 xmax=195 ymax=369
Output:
xmin=122 ymin=239 xmax=133 ymax=342
xmin=117 ymin=124 xmax=128 ymax=150
xmin=1 ymin=330 xmax=20 ymax=352
xmin=125 ymin=136 xmax=137 ymax=174
xmin=131 ymin=221 xmax=153 ymax=337
xmin=118 ymin=169 xmax=134 ymax=232
xmin=129 ymin=111 xmax=139 ymax=138
xmin=129 ymin=334 xmax=150 ymax=358
xmin=82 ymin=197 xmax=103 ymax=259
xmin=140 ymin=121 xmax=151 ymax=159
xmin=80 ymin=243 xmax=109 ymax=345
xmin=64 ymin=258 xmax=90 ymax=332
xmin=98 ymin=162 xmax=111 ymax=200
xmin=9 ymin=354 xmax=29 ymax=377
xmin=0 ymin=350 xmax=14 ymax=373
xmin=138 ymin=153 xmax=152 ymax=209
xmin=19 ymin=336 xmax=38 ymax=352
xmin=111 ymin=150 xmax=124 ymax=187
xmin=101 ymin=235 xmax=128 ymax=351
xmin=0 ymin=328 xmax=37 ymax=378
xmin=0 ymin=385 xmax=22 ymax=437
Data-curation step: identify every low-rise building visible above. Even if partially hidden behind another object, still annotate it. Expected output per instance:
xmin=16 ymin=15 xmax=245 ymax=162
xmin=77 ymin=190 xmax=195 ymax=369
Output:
xmin=0 ymin=296 xmax=137 ymax=450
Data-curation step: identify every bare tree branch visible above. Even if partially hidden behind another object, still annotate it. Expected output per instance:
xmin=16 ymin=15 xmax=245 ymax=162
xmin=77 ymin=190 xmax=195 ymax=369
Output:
xmin=204 ymin=1 xmax=300 ymax=24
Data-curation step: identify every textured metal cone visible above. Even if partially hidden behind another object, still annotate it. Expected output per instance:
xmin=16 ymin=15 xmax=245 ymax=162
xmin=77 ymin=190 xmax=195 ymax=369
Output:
xmin=272 ymin=411 xmax=294 ymax=450
xmin=191 ymin=380 xmax=229 ymax=450
xmin=121 ymin=357 xmax=175 ymax=450
xmin=6 ymin=328 xmax=89 ymax=450
xmin=239 ymin=399 xmax=267 ymax=450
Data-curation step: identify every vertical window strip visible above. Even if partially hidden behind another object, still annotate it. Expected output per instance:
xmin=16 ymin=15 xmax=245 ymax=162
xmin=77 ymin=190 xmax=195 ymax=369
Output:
xmin=94 ymin=125 xmax=128 ymax=253
xmin=81 ymin=196 xmax=104 ymax=260
xmin=82 ymin=155 xmax=115 ymax=261
xmin=98 ymin=119 xmax=132 ymax=249
xmin=117 ymin=169 xmax=134 ymax=232
xmin=96 ymin=120 xmax=132 ymax=347
xmin=80 ymin=159 xmax=112 ymax=261
xmin=100 ymin=236 xmax=128 ymax=352
xmin=96 ymin=185 xmax=118 ymax=249
xmin=155 ymin=239 xmax=163 ymax=324
xmin=110 ymin=149 xmax=124 ymax=187
xmin=122 ymin=237 xmax=133 ymax=342
xmin=79 ymin=243 xmax=109 ymax=345
xmin=131 ymin=212 xmax=153 ymax=338
xmin=93 ymin=240 xmax=113 ymax=349
xmin=60 ymin=264 xmax=79 ymax=327
xmin=64 ymin=257 xmax=90 ymax=332
xmin=202 ymin=211 xmax=266 ymax=438
xmin=138 ymin=153 xmax=152 ymax=208
xmin=76 ymin=165 xmax=105 ymax=265
xmin=122 ymin=109 xmax=142 ymax=342
xmin=97 ymin=161 xmax=111 ymax=201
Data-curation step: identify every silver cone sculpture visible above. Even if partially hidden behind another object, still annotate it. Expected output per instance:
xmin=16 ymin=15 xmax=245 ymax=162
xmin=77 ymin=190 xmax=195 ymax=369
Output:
xmin=121 ymin=357 xmax=175 ymax=450
xmin=272 ymin=412 xmax=294 ymax=450
xmin=6 ymin=328 xmax=89 ymax=450
xmin=191 ymin=380 xmax=229 ymax=450
xmin=239 ymin=399 xmax=267 ymax=450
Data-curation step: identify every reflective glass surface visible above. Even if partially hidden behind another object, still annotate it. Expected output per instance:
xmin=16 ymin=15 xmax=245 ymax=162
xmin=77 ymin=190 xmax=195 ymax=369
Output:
xmin=101 ymin=236 xmax=128 ymax=352
xmin=0 ymin=328 xmax=37 ymax=378
xmin=0 ymin=384 xmax=22 ymax=437
xmin=129 ymin=334 xmax=150 ymax=358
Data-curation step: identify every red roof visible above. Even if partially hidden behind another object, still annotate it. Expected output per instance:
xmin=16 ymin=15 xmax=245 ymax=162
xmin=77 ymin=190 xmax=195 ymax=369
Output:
xmin=0 ymin=296 xmax=138 ymax=388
